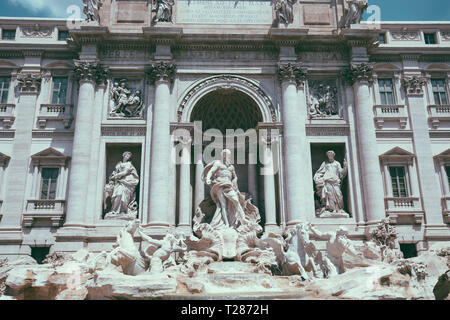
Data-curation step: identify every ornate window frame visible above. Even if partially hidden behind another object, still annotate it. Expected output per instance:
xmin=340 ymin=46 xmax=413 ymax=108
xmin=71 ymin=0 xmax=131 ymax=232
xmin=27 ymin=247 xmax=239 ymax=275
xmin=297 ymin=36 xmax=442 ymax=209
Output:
xmin=24 ymin=148 xmax=70 ymax=227
xmin=380 ymin=147 xmax=423 ymax=224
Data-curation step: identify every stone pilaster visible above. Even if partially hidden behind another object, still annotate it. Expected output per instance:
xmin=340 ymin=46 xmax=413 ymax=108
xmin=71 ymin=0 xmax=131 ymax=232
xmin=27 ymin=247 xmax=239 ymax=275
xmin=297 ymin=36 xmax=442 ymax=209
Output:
xmin=402 ymin=75 xmax=445 ymax=230
xmin=277 ymin=62 xmax=314 ymax=226
xmin=344 ymin=63 xmax=386 ymax=224
xmin=147 ymin=61 xmax=176 ymax=229
xmin=1 ymin=71 xmax=45 ymax=236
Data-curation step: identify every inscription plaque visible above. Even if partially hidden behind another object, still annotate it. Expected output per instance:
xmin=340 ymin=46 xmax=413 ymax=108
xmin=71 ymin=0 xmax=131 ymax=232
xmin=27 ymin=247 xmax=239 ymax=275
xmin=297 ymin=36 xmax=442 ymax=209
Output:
xmin=176 ymin=0 xmax=273 ymax=25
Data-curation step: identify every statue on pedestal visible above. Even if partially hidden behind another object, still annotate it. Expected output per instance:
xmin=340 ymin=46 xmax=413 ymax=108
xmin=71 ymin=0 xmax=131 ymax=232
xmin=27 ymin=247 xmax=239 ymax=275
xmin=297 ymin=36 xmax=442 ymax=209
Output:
xmin=152 ymin=0 xmax=175 ymax=24
xmin=274 ymin=0 xmax=297 ymax=25
xmin=104 ymin=151 xmax=139 ymax=220
xmin=313 ymin=151 xmax=349 ymax=218
xmin=83 ymin=0 xmax=103 ymax=23
xmin=344 ymin=0 xmax=368 ymax=28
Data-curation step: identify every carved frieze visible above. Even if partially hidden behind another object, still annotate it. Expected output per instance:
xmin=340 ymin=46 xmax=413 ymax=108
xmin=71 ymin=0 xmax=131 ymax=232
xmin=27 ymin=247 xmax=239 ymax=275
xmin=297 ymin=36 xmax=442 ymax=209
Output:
xmin=391 ymin=29 xmax=421 ymax=41
xmin=147 ymin=62 xmax=176 ymax=84
xmin=307 ymin=81 xmax=341 ymax=119
xmin=343 ymin=63 xmax=374 ymax=85
xmin=21 ymin=25 xmax=53 ymax=38
xmin=402 ymin=76 xmax=427 ymax=96
xmin=101 ymin=126 xmax=147 ymax=136
xmin=306 ymin=125 xmax=349 ymax=136
xmin=277 ymin=63 xmax=307 ymax=88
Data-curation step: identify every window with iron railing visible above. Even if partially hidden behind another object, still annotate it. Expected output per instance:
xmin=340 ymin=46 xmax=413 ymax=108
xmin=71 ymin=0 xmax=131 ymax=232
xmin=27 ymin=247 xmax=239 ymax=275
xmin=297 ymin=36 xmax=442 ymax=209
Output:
xmin=40 ymin=168 xmax=59 ymax=200
xmin=432 ymin=79 xmax=448 ymax=105
xmin=378 ymin=78 xmax=395 ymax=105
xmin=389 ymin=166 xmax=409 ymax=198
xmin=0 ymin=77 xmax=10 ymax=103
xmin=51 ymin=77 xmax=68 ymax=105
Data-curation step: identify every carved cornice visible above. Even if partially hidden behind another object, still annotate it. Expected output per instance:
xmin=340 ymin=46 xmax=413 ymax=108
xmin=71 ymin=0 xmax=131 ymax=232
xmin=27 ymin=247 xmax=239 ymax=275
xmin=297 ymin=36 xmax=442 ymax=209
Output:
xmin=73 ymin=60 xmax=108 ymax=85
xmin=343 ymin=63 xmax=374 ymax=85
xmin=402 ymin=76 xmax=427 ymax=96
xmin=16 ymin=71 xmax=50 ymax=93
xmin=147 ymin=61 xmax=176 ymax=85
xmin=277 ymin=62 xmax=307 ymax=88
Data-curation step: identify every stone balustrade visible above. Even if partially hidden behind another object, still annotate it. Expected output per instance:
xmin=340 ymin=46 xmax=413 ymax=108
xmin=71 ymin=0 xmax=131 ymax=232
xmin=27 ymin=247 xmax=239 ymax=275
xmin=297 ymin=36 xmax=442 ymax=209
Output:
xmin=373 ymin=104 xmax=408 ymax=129
xmin=385 ymin=196 xmax=424 ymax=224
xmin=23 ymin=199 xmax=65 ymax=227
xmin=0 ymin=104 xmax=15 ymax=129
xmin=428 ymin=104 xmax=450 ymax=129
xmin=37 ymin=104 xmax=74 ymax=129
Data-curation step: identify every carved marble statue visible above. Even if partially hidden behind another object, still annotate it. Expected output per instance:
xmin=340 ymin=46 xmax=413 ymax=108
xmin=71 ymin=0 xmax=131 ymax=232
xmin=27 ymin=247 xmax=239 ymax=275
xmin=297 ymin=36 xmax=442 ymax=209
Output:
xmin=138 ymin=226 xmax=187 ymax=274
xmin=313 ymin=151 xmax=349 ymax=218
xmin=104 ymin=151 xmax=139 ymax=220
xmin=83 ymin=0 xmax=103 ymax=23
xmin=110 ymin=80 xmax=143 ymax=118
xmin=107 ymin=220 xmax=148 ymax=275
xmin=152 ymin=0 xmax=175 ymax=24
xmin=309 ymin=226 xmax=360 ymax=276
xmin=344 ymin=0 xmax=368 ymax=28
xmin=275 ymin=0 xmax=297 ymax=25
xmin=308 ymin=83 xmax=340 ymax=118
xmin=371 ymin=218 xmax=404 ymax=263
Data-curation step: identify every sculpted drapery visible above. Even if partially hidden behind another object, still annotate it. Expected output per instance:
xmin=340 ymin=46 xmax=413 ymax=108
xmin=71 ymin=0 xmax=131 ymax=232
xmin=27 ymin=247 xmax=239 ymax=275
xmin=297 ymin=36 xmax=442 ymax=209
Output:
xmin=313 ymin=151 xmax=348 ymax=217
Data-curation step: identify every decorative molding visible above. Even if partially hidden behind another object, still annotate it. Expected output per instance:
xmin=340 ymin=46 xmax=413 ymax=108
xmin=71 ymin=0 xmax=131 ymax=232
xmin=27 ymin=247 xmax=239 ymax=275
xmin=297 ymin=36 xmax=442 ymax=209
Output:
xmin=177 ymin=75 xmax=277 ymax=123
xmin=277 ymin=62 xmax=307 ymax=88
xmin=101 ymin=126 xmax=147 ymax=136
xmin=73 ymin=60 xmax=109 ymax=85
xmin=343 ymin=63 xmax=374 ymax=84
xmin=428 ymin=105 xmax=450 ymax=129
xmin=441 ymin=31 xmax=450 ymax=41
xmin=0 ymin=104 xmax=15 ymax=129
xmin=20 ymin=25 xmax=53 ymax=38
xmin=37 ymin=104 xmax=74 ymax=129
xmin=373 ymin=105 xmax=408 ymax=129
xmin=305 ymin=125 xmax=349 ymax=136
xmin=391 ymin=29 xmax=421 ymax=41
xmin=402 ymin=76 xmax=427 ymax=96
xmin=147 ymin=61 xmax=176 ymax=85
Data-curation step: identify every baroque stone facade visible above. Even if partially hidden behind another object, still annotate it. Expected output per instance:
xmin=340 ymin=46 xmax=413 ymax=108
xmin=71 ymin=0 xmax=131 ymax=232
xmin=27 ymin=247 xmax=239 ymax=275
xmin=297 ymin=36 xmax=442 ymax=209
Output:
xmin=0 ymin=0 xmax=449 ymax=270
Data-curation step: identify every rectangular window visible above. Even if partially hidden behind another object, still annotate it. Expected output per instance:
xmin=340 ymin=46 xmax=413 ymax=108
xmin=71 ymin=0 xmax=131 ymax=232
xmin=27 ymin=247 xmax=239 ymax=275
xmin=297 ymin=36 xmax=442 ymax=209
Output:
xmin=0 ymin=77 xmax=10 ymax=103
xmin=377 ymin=33 xmax=386 ymax=44
xmin=424 ymin=33 xmax=436 ymax=44
xmin=2 ymin=29 xmax=16 ymax=40
xmin=446 ymin=166 xmax=450 ymax=189
xmin=432 ymin=79 xmax=448 ymax=105
xmin=40 ymin=168 xmax=59 ymax=200
xmin=51 ymin=77 xmax=68 ymax=104
xmin=390 ymin=166 xmax=409 ymax=198
xmin=58 ymin=30 xmax=70 ymax=41
xmin=378 ymin=79 xmax=395 ymax=105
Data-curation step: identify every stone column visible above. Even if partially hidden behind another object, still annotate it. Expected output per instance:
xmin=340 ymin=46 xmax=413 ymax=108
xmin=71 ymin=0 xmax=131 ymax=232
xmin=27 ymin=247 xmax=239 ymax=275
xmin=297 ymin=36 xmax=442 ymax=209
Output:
xmin=64 ymin=60 xmax=104 ymax=227
xmin=440 ymin=161 xmax=450 ymax=196
xmin=194 ymin=149 xmax=205 ymax=210
xmin=261 ymin=134 xmax=278 ymax=233
xmin=147 ymin=62 xmax=176 ymax=228
xmin=247 ymin=149 xmax=259 ymax=206
xmin=402 ymin=76 xmax=444 ymax=226
xmin=176 ymin=135 xmax=193 ymax=233
xmin=277 ymin=63 xmax=313 ymax=226
xmin=1 ymin=72 xmax=44 ymax=231
xmin=86 ymin=73 xmax=107 ymax=226
xmin=345 ymin=63 xmax=386 ymax=224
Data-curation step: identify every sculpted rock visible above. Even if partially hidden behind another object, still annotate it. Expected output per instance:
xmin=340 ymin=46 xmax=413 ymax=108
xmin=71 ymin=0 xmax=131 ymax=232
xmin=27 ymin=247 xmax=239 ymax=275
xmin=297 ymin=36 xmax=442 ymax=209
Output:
xmin=433 ymin=270 xmax=450 ymax=300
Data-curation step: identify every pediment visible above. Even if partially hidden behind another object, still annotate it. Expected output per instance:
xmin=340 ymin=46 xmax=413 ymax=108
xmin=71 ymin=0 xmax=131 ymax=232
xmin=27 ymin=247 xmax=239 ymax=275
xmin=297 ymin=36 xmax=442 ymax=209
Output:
xmin=435 ymin=148 xmax=450 ymax=162
xmin=31 ymin=147 xmax=68 ymax=160
xmin=380 ymin=147 xmax=415 ymax=163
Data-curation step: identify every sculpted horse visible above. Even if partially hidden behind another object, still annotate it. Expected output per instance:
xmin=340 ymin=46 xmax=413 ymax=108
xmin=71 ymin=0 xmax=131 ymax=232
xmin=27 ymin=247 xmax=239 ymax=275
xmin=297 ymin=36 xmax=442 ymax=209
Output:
xmin=282 ymin=223 xmax=323 ymax=280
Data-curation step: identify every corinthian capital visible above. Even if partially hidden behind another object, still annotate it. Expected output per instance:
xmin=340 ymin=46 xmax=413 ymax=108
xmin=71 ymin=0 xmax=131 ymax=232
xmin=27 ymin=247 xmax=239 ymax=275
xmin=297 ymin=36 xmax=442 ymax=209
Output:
xmin=277 ymin=62 xmax=307 ymax=88
xmin=148 ymin=61 xmax=176 ymax=85
xmin=402 ymin=76 xmax=427 ymax=96
xmin=343 ymin=63 xmax=374 ymax=84
xmin=73 ymin=60 xmax=108 ymax=85
xmin=16 ymin=72 xmax=49 ymax=93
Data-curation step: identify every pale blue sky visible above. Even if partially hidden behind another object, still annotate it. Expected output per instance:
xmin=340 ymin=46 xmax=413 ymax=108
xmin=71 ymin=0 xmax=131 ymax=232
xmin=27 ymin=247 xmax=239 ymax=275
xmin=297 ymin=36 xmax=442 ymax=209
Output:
xmin=1 ymin=0 xmax=449 ymax=21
